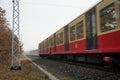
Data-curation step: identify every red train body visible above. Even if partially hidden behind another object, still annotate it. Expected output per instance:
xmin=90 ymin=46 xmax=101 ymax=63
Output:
xmin=39 ymin=0 xmax=120 ymax=64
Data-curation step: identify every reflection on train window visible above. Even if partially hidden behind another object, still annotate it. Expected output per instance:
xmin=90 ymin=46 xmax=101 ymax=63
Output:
xmin=100 ymin=3 xmax=117 ymax=32
xmin=70 ymin=25 xmax=75 ymax=41
xmin=76 ymin=21 xmax=84 ymax=40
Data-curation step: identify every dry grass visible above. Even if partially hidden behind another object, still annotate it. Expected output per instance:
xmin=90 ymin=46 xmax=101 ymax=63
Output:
xmin=0 ymin=56 xmax=50 ymax=80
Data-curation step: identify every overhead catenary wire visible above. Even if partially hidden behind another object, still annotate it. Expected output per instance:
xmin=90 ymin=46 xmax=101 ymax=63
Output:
xmin=21 ymin=0 xmax=102 ymax=9
xmin=20 ymin=1 xmax=85 ymax=9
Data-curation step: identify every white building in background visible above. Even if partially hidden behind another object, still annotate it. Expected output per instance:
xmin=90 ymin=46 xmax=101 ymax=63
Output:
xmin=22 ymin=49 xmax=38 ymax=56
xmin=29 ymin=49 xmax=39 ymax=56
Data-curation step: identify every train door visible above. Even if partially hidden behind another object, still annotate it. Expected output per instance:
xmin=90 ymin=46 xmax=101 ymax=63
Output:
xmin=86 ymin=7 xmax=98 ymax=50
xmin=64 ymin=25 xmax=69 ymax=51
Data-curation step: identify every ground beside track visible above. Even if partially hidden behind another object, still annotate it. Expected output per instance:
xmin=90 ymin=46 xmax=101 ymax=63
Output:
xmin=0 ymin=55 xmax=50 ymax=80
xmin=29 ymin=55 xmax=120 ymax=80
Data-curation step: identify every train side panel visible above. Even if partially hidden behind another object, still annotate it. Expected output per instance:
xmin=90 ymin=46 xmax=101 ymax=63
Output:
xmin=98 ymin=31 xmax=120 ymax=52
xmin=68 ymin=14 xmax=86 ymax=53
xmin=69 ymin=40 xmax=86 ymax=53
xmin=97 ymin=0 xmax=120 ymax=53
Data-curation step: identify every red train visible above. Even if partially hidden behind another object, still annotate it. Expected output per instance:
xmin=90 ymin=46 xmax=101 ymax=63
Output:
xmin=39 ymin=0 xmax=120 ymax=64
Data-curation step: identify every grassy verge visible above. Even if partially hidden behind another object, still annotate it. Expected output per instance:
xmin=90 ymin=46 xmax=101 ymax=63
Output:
xmin=0 ymin=55 xmax=50 ymax=80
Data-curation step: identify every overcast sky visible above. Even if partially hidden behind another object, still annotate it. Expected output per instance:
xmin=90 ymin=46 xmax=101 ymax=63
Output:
xmin=1 ymin=0 xmax=101 ymax=51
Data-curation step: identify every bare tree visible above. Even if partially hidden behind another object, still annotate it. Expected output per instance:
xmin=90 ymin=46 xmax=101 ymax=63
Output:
xmin=0 ymin=7 xmax=23 ymax=65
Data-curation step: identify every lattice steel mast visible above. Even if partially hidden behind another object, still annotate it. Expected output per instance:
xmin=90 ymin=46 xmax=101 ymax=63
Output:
xmin=11 ymin=0 xmax=21 ymax=70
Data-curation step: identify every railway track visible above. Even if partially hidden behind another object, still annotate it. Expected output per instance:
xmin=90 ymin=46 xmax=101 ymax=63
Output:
xmin=54 ymin=59 xmax=120 ymax=74
xmin=28 ymin=55 xmax=120 ymax=80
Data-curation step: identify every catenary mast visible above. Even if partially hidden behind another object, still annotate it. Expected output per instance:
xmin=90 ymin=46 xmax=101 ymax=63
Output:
xmin=11 ymin=0 xmax=21 ymax=70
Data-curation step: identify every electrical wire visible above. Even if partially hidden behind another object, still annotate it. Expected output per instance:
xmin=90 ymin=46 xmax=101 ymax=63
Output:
xmin=20 ymin=1 xmax=83 ymax=9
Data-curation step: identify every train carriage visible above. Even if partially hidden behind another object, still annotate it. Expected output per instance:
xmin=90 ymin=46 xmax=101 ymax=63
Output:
xmin=39 ymin=0 xmax=120 ymax=64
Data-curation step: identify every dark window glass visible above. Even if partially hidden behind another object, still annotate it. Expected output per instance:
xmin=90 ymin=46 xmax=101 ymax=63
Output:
xmin=76 ymin=21 xmax=84 ymax=40
xmin=70 ymin=25 xmax=75 ymax=41
xmin=48 ymin=38 xmax=51 ymax=48
xmin=44 ymin=40 xmax=47 ymax=49
xmin=51 ymin=37 xmax=54 ymax=47
xmin=56 ymin=34 xmax=59 ymax=45
xmin=59 ymin=32 xmax=63 ymax=44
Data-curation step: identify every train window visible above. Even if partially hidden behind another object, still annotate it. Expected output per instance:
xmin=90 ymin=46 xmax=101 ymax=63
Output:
xmin=52 ymin=37 xmax=54 ymax=47
xmin=59 ymin=32 xmax=63 ymax=44
xmin=39 ymin=44 xmax=41 ymax=50
xmin=44 ymin=42 xmax=45 ymax=50
xmin=46 ymin=41 xmax=47 ymax=49
xmin=100 ymin=3 xmax=117 ymax=32
xmin=56 ymin=34 xmax=59 ymax=45
xmin=50 ymin=37 xmax=52 ymax=48
xmin=42 ymin=42 xmax=44 ymax=50
xmin=48 ymin=38 xmax=51 ymax=48
xmin=43 ymin=42 xmax=44 ymax=50
xmin=40 ymin=43 xmax=41 ymax=51
xmin=70 ymin=25 xmax=76 ymax=41
xmin=56 ymin=32 xmax=63 ymax=45
xmin=44 ymin=41 xmax=47 ymax=50
xmin=42 ymin=43 xmax=43 ymax=50
xmin=76 ymin=21 xmax=84 ymax=40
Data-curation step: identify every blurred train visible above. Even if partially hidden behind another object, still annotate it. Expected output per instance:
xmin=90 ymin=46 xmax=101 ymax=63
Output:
xmin=39 ymin=0 xmax=120 ymax=64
